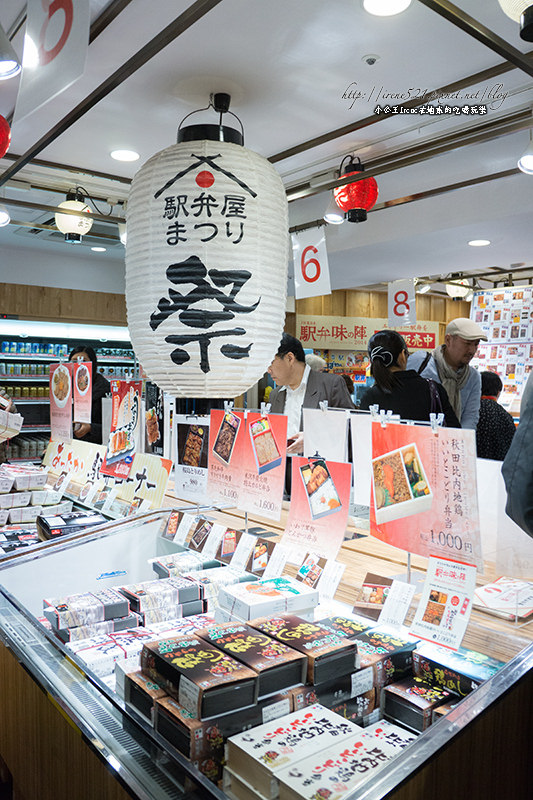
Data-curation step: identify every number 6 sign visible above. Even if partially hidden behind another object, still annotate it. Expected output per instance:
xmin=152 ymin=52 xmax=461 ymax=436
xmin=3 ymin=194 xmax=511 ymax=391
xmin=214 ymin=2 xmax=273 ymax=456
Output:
xmin=292 ymin=229 xmax=332 ymax=300
xmin=13 ymin=0 xmax=90 ymax=126
xmin=388 ymin=278 xmax=416 ymax=326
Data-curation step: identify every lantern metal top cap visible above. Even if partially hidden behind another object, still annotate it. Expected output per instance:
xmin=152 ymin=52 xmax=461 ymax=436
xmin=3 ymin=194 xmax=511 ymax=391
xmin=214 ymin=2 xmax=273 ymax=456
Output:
xmin=177 ymin=93 xmax=244 ymax=146
xmin=339 ymin=154 xmax=365 ymax=175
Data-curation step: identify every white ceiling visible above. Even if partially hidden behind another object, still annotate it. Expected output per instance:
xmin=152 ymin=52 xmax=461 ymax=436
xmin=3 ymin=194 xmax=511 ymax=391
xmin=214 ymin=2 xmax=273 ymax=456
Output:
xmin=1 ymin=0 xmax=533 ymax=295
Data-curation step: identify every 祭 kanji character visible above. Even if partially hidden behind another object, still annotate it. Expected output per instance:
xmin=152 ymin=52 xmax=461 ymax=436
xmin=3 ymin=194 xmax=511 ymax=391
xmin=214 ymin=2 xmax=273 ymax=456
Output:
xmin=150 ymin=255 xmax=261 ymax=331
xmin=194 ymin=222 xmax=218 ymax=242
xmin=166 ymin=222 xmax=187 ymax=245
xmin=226 ymin=220 xmax=244 ymax=244
xmin=163 ymin=195 xmax=189 ymax=219
xmin=190 ymin=192 xmax=219 ymax=217
xmin=221 ymin=194 xmax=247 ymax=217
xmin=165 ymin=329 xmax=251 ymax=373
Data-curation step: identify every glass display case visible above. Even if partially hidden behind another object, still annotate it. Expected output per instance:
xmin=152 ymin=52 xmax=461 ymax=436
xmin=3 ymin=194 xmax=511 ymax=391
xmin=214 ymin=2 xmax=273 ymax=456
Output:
xmin=0 ymin=509 xmax=530 ymax=800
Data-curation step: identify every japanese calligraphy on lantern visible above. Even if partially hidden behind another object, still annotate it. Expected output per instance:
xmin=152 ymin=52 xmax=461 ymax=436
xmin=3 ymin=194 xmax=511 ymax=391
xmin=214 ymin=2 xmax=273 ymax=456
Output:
xmin=282 ymin=456 xmax=352 ymax=560
xmin=370 ymin=421 xmax=483 ymax=569
xmin=126 ymin=139 xmax=288 ymax=397
xmin=296 ymin=315 xmax=438 ymax=350
xmin=410 ymin=556 xmax=477 ymax=650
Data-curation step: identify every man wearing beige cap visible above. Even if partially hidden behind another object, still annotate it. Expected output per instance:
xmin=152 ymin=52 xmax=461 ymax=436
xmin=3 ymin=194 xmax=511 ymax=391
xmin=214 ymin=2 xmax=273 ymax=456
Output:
xmin=407 ymin=318 xmax=487 ymax=429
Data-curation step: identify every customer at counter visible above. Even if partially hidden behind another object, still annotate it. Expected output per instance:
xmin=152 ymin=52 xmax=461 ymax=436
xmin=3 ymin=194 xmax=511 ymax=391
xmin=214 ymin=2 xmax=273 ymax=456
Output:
xmin=268 ymin=333 xmax=355 ymax=454
xmin=69 ymin=345 xmax=111 ymax=444
xmin=359 ymin=330 xmax=460 ymax=427
xmin=407 ymin=318 xmax=486 ymax=429
xmin=502 ymin=371 xmax=533 ymax=539
xmin=476 ymin=371 xmax=515 ymax=460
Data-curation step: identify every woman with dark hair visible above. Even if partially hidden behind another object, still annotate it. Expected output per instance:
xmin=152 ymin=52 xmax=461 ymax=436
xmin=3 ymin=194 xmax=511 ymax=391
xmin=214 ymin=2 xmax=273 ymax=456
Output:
xmin=69 ymin=345 xmax=111 ymax=443
xmin=359 ymin=330 xmax=460 ymax=427
xmin=476 ymin=371 xmax=516 ymax=460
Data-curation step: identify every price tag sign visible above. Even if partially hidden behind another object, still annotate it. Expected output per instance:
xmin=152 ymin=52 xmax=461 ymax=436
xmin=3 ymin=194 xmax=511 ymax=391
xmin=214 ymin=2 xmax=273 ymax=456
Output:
xmin=292 ymin=229 xmax=332 ymax=300
xmin=388 ymin=278 xmax=416 ymax=326
xmin=15 ymin=0 xmax=90 ymax=125
xmin=238 ymin=413 xmax=287 ymax=522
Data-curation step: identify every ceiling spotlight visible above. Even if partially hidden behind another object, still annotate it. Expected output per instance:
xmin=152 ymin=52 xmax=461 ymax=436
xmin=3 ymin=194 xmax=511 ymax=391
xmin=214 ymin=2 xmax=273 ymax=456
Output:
xmin=110 ymin=149 xmax=140 ymax=162
xmin=0 ymin=24 xmax=21 ymax=80
xmin=55 ymin=189 xmax=93 ymax=244
xmin=417 ymin=282 xmax=431 ymax=294
xmin=323 ymin=192 xmax=345 ymax=225
xmin=363 ymin=0 xmax=412 ymax=16
xmin=91 ymin=247 xmax=106 ymax=252
xmin=497 ymin=1 xmax=533 ymax=41
xmin=446 ymin=279 xmax=470 ymax=299
xmin=0 ymin=203 xmax=10 ymax=226
xmin=517 ymin=131 xmax=533 ymax=174
xmin=468 ymin=239 xmax=491 ymax=246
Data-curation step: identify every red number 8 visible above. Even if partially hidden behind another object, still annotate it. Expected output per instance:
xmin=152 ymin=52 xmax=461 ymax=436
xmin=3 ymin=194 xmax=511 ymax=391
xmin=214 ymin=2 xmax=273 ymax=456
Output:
xmin=39 ymin=0 xmax=73 ymax=66
xmin=301 ymin=245 xmax=321 ymax=283
xmin=393 ymin=290 xmax=410 ymax=317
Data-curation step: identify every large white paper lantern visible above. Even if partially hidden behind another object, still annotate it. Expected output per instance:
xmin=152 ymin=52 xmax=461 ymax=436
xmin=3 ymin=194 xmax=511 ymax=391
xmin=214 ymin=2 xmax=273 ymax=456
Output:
xmin=126 ymin=127 xmax=288 ymax=398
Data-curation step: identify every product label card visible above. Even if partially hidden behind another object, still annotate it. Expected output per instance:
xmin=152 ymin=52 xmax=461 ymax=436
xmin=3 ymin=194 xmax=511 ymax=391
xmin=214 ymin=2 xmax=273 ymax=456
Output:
xmin=351 ymin=667 xmax=374 ymax=697
xmin=72 ymin=361 xmax=92 ymax=425
xmin=410 ymin=555 xmax=477 ymax=650
xmin=173 ymin=512 xmax=198 ymax=545
xmin=229 ymin=532 xmax=256 ymax=572
xmin=207 ymin=409 xmax=245 ymax=507
xmin=261 ymin=544 xmax=289 ymax=580
xmin=239 ymin=412 xmax=287 ymax=521
xmin=201 ymin=522 xmax=227 ymax=560
xmin=316 ymin=560 xmax=346 ymax=601
xmin=49 ymin=363 xmax=74 ymax=442
xmin=174 ymin=414 xmax=211 ymax=502
xmin=178 ymin=675 xmax=200 ymax=716
xmin=262 ymin=698 xmax=291 ymax=723
xmin=379 ymin=580 xmax=417 ymax=628
xmin=101 ymin=381 xmax=143 ymax=480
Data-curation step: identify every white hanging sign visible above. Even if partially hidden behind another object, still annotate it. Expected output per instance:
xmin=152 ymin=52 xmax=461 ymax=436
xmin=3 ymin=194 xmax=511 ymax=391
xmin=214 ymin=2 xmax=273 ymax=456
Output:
xmin=388 ymin=278 xmax=416 ymax=327
xmin=292 ymin=229 xmax=332 ymax=300
xmin=14 ymin=0 xmax=90 ymax=125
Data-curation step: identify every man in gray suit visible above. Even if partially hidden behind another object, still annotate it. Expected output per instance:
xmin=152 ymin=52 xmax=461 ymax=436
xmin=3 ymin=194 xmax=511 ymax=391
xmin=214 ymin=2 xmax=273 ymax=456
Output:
xmin=268 ymin=333 xmax=355 ymax=454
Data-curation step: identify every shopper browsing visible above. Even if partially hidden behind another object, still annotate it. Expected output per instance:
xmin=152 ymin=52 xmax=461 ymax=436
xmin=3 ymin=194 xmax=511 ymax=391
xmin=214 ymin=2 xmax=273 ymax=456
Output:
xmin=268 ymin=333 xmax=355 ymax=455
xmin=502 ymin=372 xmax=533 ymax=539
xmin=476 ymin=371 xmax=516 ymax=460
xmin=359 ymin=330 xmax=460 ymax=427
xmin=69 ymin=345 xmax=111 ymax=444
xmin=407 ymin=318 xmax=486 ymax=429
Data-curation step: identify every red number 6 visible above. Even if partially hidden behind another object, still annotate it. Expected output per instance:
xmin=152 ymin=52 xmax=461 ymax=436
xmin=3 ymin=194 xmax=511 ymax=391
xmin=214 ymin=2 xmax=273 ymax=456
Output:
xmin=301 ymin=245 xmax=321 ymax=283
xmin=39 ymin=0 xmax=73 ymax=66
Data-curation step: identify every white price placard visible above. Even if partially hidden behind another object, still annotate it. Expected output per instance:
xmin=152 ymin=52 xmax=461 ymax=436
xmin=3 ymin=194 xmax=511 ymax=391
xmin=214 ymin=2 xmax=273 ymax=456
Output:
xmin=351 ymin=667 xmax=374 ymax=697
xmin=262 ymin=698 xmax=291 ymax=723
xmin=388 ymin=278 xmax=416 ymax=327
xmin=173 ymin=513 xmax=197 ymax=545
xmin=178 ymin=675 xmax=200 ymax=715
xmin=229 ymin=532 xmax=255 ymax=572
xmin=201 ymin=523 xmax=227 ymax=560
xmin=262 ymin=545 xmax=289 ymax=580
xmin=292 ymin=229 xmax=332 ymax=300
xmin=378 ymin=580 xmax=416 ymax=628
xmin=316 ymin=560 xmax=346 ymax=601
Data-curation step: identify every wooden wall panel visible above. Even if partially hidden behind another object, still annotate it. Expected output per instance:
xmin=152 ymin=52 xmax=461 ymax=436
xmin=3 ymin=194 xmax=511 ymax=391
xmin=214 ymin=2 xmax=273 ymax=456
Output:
xmin=0 ymin=283 xmax=127 ymax=325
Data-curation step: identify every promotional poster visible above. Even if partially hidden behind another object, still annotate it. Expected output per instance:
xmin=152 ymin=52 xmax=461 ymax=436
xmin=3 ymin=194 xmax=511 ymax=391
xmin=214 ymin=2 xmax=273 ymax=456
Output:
xmin=49 ymin=362 xmax=74 ymax=442
xmin=101 ymin=381 xmax=143 ymax=479
xmin=72 ymin=361 xmax=92 ymax=425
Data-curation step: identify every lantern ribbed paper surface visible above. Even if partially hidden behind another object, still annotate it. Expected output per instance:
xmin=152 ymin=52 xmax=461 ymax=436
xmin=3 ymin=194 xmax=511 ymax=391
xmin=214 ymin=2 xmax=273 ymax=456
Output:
xmin=126 ymin=140 xmax=288 ymax=398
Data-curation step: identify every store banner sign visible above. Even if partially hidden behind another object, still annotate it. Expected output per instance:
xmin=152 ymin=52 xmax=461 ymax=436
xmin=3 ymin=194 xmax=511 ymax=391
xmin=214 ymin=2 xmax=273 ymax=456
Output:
xmin=369 ymin=421 xmax=483 ymax=569
xmin=297 ymin=315 xmax=438 ymax=351
xmin=292 ymin=229 xmax=332 ymax=300
xmin=388 ymin=278 xmax=416 ymax=327
xmin=14 ymin=0 xmax=90 ymax=125
xmin=43 ymin=439 xmax=105 ymax=486
xmin=238 ymin=412 xmax=287 ymax=521
xmin=72 ymin=361 xmax=92 ymax=425
xmin=101 ymin=381 xmax=142 ymax=479
xmin=49 ymin=362 xmax=73 ymax=442
xmin=174 ymin=414 xmax=211 ymax=503
xmin=410 ymin=556 xmax=476 ymax=650
xmin=114 ymin=452 xmax=172 ymax=510
xmin=282 ymin=455 xmax=352 ymax=561
xmin=303 ymin=408 xmax=349 ymax=462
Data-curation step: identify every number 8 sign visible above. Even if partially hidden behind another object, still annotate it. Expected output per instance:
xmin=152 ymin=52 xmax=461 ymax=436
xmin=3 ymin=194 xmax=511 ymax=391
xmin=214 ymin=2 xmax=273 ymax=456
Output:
xmin=292 ymin=229 xmax=332 ymax=300
xmin=388 ymin=278 xmax=416 ymax=326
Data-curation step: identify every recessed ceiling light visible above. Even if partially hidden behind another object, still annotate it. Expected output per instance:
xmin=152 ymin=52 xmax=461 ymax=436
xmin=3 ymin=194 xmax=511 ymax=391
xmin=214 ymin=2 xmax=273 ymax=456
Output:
xmin=468 ymin=239 xmax=490 ymax=247
xmin=363 ymin=0 xmax=412 ymax=16
xmin=91 ymin=246 xmax=106 ymax=252
xmin=110 ymin=149 xmax=140 ymax=162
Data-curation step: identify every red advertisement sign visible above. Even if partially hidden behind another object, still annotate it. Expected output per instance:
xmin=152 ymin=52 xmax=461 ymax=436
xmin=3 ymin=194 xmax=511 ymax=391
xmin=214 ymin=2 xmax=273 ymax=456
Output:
xmin=370 ymin=421 xmax=482 ymax=569
xmin=72 ymin=361 xmax=92 ymax=424
xmin=101 ymin=381 xmax=142 ymax=479
xmin=239 ymin=412 xmax=288 ymax=521
xmin=282 ymin=455 xmax=352 ymax=560
xmin=49 ymin=362 xmax=73 ymax=441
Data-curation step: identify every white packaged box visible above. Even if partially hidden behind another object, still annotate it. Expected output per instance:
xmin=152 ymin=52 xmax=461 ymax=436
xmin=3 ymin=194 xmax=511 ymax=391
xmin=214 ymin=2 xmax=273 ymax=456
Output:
xmin=0 ymin=491 xmax=31 ymax=509
xmin=218 ymin=576 xmax=319 ymax=621
xmin=8 ymin=505 xmax=42 ymax=524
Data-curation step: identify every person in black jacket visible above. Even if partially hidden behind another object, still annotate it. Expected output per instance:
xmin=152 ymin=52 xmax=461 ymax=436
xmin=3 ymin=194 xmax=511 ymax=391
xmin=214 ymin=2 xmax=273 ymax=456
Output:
xmin=476 ymin=371 xmax=515 ymax=460
xmin=69 ymin=345 xmax=111 ymax=444
xmin=359 ymin=330 xmax=461 ymax=427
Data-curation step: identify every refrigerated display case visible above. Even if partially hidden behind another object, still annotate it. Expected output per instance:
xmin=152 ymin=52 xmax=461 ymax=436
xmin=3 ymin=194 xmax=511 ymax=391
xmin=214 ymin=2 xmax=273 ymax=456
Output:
xmin=0 ymin=509 xmax=530 ymax=800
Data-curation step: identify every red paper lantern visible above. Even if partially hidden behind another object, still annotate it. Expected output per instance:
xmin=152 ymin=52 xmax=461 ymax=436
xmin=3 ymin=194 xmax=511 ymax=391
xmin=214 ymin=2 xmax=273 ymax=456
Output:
xmin=333 ymin=156 xmax=378 ymax=222
xmin=0 ymin=115 xmax=11 ymax=160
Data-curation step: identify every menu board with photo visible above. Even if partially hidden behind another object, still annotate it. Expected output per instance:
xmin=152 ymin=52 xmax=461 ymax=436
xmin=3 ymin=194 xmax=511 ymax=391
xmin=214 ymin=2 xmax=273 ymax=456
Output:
xmin=471 ymin=287 xmax=533 ymax=407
